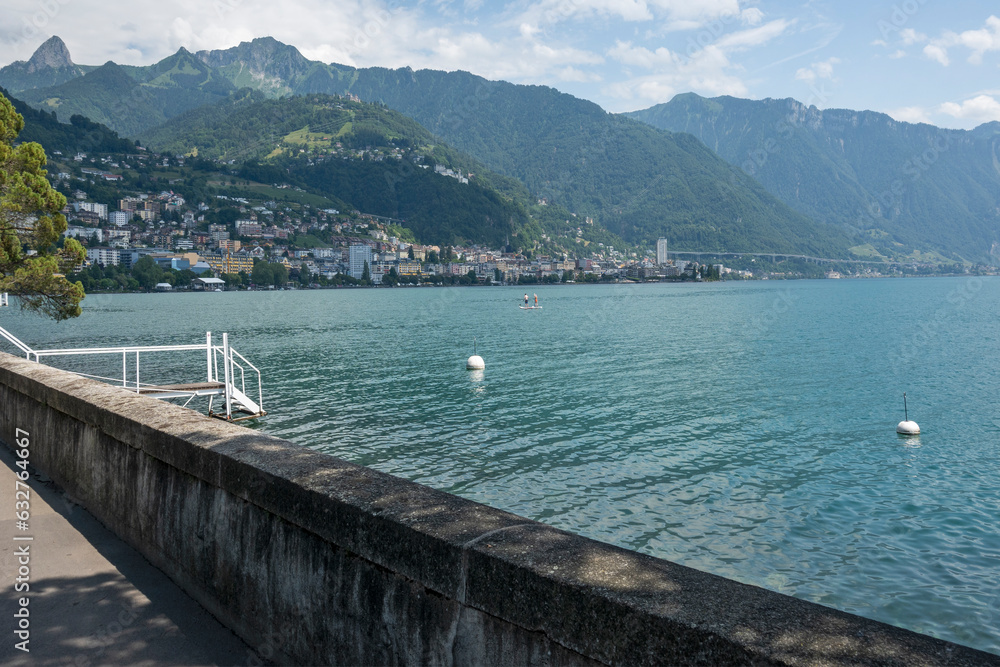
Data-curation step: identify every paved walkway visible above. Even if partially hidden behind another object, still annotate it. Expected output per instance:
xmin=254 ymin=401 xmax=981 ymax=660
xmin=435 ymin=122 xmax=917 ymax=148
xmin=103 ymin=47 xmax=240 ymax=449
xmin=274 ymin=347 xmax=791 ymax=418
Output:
xmin=0 ymin=444 xmax=256 ymax=666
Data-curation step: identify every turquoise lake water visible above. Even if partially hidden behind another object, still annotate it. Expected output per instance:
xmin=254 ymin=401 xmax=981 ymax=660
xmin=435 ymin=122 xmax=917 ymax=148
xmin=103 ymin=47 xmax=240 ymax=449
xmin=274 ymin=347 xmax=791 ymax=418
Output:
xmin=5 ymin=278 xmax=1000 ymax=654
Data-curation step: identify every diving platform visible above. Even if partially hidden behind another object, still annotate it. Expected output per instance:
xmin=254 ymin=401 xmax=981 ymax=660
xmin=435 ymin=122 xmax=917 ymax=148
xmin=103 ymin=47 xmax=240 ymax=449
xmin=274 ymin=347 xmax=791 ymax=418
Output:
xmin=0 ymin=327 xmax=265 ymax=421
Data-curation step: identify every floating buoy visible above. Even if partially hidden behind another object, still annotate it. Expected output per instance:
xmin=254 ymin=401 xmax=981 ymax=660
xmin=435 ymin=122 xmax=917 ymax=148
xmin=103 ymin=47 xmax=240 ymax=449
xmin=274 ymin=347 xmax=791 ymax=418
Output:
xmin=896 ymin=393 xmax=920 ymax=435
xmin=467 ymin=337 xmax=485 ymax=370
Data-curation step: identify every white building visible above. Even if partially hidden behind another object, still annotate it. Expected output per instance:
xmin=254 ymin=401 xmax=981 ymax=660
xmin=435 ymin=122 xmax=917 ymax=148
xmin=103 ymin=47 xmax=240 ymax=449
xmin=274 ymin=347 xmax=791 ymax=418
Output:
xmin=74 ymin=202 xmax=108 ymax=221
xmin=656 ymin=238 xmax=669 ymax=265
xmin=109 ymin=211 xmax=130 ymax=226
xmin=86 ymin=247 xmax=120 ymax=267
xmin=349 ymin=244 xmax=373 ymax=280
xmin=65 ymin=226 xmax=103 ymax=243
xmin=106 ymin=229 xmax=131 ymax=243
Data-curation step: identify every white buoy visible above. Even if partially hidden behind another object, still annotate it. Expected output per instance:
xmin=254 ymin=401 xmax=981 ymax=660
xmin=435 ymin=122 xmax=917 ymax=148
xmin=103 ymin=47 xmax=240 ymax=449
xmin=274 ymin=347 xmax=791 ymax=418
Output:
xmin=896 ymin=393 xmax=920 ymax=435
xmin=467 ymin=337 xmax=485 ymax=370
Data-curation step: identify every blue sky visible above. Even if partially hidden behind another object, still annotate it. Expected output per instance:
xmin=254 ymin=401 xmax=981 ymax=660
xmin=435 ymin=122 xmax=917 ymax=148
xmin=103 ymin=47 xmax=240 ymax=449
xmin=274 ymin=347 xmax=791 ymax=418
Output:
xmin=2 ymin=0 xmax=999 ymax=129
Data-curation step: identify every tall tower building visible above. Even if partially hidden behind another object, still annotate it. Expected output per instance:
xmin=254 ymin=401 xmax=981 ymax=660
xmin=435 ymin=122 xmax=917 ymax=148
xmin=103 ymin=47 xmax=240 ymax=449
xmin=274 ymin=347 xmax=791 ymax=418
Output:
xmin=349 ymin=244 xmax=373 ymax=279
xmin=656 ymin=238 xmax=669 ymax=265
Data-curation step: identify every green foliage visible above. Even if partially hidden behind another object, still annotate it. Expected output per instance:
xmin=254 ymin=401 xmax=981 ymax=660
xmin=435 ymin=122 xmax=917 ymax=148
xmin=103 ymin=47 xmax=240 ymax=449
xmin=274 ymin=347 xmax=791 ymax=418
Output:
xmin=143 ymin=91 xmax=430 ymax=162
xmin=291 ymin=157 xmax=525 ymax=247
xmin=0 ymin=91 xmax=85 ymax=320
xmin=1 ymin=87 xmax=133 ymax=154
xmin=143 ymin=92 xmax=532 ymax=248
xmin=297 ymin=263 xmax=311 ymax=286
xmin=130 ymin=255 xmax=162 ymax=290
xmin=271 ymin=262 xmax=288 ymax=287
xmin=387 ymin=223 xmax=415 ymax=243
xmin=251 ymin=259 xmax=272 ymax=286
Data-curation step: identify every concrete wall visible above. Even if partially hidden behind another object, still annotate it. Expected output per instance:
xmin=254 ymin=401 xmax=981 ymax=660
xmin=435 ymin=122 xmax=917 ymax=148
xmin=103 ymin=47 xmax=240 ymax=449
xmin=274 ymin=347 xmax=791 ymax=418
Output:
xmin=0 ymin=352 xmax=996 ymax=666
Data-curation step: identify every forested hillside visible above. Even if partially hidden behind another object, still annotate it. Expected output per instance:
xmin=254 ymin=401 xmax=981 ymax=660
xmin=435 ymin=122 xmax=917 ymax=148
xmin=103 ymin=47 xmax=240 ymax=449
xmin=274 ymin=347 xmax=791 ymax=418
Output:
xmin=2 ymin=86 xmax=133 ymax=153
xmin=143 ymin=92 xmax=533 ymax=248
xmin=626 ymin=93 xmax=1000 ymax=262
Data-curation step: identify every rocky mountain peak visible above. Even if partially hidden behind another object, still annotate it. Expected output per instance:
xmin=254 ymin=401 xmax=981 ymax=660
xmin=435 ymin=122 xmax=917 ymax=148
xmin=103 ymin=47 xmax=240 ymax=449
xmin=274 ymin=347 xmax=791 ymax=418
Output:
xmin=26 ymin=36 xmax=74 ymax=73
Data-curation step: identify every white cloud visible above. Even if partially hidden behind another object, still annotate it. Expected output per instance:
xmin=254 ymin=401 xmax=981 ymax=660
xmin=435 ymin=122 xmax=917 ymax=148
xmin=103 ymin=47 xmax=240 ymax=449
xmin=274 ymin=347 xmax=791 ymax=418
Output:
xmin=886 ymin=106 xmax=933 ymax=124
xmin=923 ymin=44 xmax=950 ymax=66
xmin=600 ymin=12 xmax=789 ymax=108
xmin=653 ymin=0 xmax=742 ymax=25
xmin=939 ymin=94 xmax=1000 ymax=123
xmin=556 ymin=66 xmax=603 ymax=82
xmin=925 ymin=15 xmax=1000 ymax=66
xmin=604 ymin=37 xmax=748 ymax=106
xmin=900 ymin=28 xmax=926 ymax=45
xmin=608 ymin=40 xmax=679 ymax=69
xmin=522 ymin=0 xmax=653 ymax=26
xmin=794 ymin=57 xmax=839 ymax=83
xmin=715 ymin=19 xmax=792 ymax=50
xmin=519 ymin=0 xmax=750 ymax=30
xmin=740 ymin=8 xmax=764 ymax=26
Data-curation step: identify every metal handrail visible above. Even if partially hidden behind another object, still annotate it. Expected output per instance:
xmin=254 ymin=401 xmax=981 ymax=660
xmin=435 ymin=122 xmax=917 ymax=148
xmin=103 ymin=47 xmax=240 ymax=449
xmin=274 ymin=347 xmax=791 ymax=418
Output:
xmin=0 ymin=329 xmax=264 ymax=419
xmin=0 ymin=324 xmax=34 ymax=357
xmin=210 ymin=341 xmax=264 ymax=416
xmin=31 ymin=343 xmax=207 ymax=356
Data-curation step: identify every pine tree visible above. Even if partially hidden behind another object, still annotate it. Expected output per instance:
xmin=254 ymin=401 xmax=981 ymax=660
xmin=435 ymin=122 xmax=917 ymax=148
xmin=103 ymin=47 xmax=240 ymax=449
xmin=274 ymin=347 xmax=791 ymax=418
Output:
xmin=0 ymin=92 xmax=85 ymax=320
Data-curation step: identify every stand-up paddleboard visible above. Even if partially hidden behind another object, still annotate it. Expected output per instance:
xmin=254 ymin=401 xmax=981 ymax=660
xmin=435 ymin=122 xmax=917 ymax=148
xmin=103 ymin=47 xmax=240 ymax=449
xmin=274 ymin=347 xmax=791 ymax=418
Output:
xmin=520 ymin=293 xmax=542 ymax=309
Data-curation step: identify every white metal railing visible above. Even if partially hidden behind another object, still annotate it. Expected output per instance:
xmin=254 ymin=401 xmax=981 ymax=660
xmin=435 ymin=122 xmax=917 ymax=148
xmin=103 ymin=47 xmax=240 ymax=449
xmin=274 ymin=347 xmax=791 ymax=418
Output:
xmin=0 ymin=324 xmax=32 ymax=357
xmin=0 ymin=327 xmax=264 ymax=420
xmin=207 ymin=332 xmax=265 ymax=420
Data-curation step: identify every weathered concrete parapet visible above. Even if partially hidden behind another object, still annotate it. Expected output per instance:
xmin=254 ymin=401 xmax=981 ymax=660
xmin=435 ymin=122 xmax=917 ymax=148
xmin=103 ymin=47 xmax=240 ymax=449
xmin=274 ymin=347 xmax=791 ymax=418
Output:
xmin=0 ymin=351 xmax=996 ymax=666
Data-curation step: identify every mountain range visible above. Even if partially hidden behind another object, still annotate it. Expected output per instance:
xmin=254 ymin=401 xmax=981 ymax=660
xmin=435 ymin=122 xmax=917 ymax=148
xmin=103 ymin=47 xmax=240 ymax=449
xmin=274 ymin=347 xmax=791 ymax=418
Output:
xmin=625 ymin=94 xmax=1000 ymax=262
xmin=3 ymin=36 xmax=999 ymax=262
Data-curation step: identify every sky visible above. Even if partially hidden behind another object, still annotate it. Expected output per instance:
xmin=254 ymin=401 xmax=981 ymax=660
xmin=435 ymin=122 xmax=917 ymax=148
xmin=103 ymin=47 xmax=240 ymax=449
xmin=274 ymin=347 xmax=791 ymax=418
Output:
xmin=1 ymin=0 xmax=999 ymax=129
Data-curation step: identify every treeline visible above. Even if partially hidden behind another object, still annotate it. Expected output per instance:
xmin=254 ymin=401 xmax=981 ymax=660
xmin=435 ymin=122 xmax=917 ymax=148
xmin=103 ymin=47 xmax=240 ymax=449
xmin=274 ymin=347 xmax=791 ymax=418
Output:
xmin=3 ymin=87 xmax=134 ymax=154
xmin=292 ymin=158 xmax=526 ymax=248
xmin=67 ymin=256 xmax=296 ymax=292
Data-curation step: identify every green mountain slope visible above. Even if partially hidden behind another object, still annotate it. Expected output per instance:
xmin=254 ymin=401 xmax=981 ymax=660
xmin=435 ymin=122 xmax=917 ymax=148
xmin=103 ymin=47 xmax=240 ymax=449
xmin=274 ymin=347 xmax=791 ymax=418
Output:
xmin=16 ymin=61 xmax=171 ymax=137
xmin=625 ymin=93 xmax=1000 ymax=262
xmin=15 ymin=49 xmax=234 ymax=136
xmin=143 ymin=92 xmax=531 ymax=247
xmin=2 ymin=87 xmax=133 ymax=154
xmin=295 ymin=67 xmax=850 ymax=254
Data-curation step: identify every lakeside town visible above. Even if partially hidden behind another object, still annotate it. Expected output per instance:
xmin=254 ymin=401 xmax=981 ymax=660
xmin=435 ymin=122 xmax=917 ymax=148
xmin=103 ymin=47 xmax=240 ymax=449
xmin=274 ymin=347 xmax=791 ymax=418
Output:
xmin=57 ymin=149 xmax=743 ymax=290
xmin=56 ymin=149 xmax=988 ymax=292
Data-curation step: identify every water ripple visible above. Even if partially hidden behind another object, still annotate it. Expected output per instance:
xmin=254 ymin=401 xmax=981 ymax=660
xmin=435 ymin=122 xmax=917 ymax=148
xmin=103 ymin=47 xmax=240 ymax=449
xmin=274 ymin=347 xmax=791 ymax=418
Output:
xmin=8 ymin=281 xmax=1000 ymax=654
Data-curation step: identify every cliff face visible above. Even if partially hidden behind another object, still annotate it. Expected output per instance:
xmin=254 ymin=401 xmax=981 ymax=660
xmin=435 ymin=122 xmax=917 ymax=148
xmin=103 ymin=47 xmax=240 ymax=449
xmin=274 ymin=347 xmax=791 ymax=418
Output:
xmin=196 ymin=36 xmax=316 ymax=88
xmin=26 ymin=36 xmax=75 ymax=72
